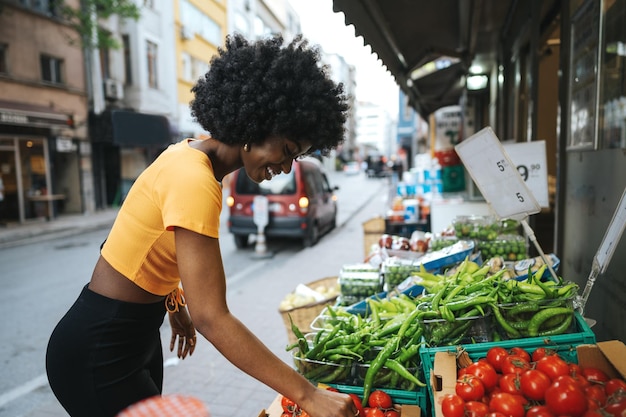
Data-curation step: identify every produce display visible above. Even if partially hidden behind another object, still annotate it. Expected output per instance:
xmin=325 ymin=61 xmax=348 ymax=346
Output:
xmin=279 ymin=280 xmax=340 ymax=311
xmin=476 ymin=234 xmax=528 ymax=261
xmin=279 ymin=388 xmax=402 ymax=417
xmin=453 ymin=215 xmax=500 ymax=240
xmin=338 ymin=264 xmax=384 ymax=306
xmin=381 ymin=258 xmax=423 ymax=290
xmin=441 ymin=346 xmax=626 ymax=417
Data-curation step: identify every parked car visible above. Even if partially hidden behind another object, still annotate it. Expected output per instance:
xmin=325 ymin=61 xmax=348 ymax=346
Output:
xmin=226 ymin=157 xmax=339 ymax=248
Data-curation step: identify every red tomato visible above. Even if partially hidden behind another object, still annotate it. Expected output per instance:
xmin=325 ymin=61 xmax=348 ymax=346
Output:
xmin=498 ymin=373 xmax=522 ymax=396
xmin=464 ymin=400 xmax=489 ymax=417
xmin=520 ymin=369 xmax=552 ymax=401
xmin=545 ymin=375 xmax=588 ymax=417
xmin=465 ymin=362 xmax=499 ymax=391
xmin=441 ymin=394 xmax=465 ymax=417
xmin=367 ymin=408 xmax=385 ymax=417
xmin=501 ymin=355 xmax=531 ymax=375
xmin=456 ymin=375 xmax=486 ymax=402
xmin=536 ymin=355 xmax=570 ymax=381
xmin=605 ymin=379 xmax=626 ymax=396
xmin=486 ymin=347 xmax=509 ymax=372
xmin=604 ymin=397 xmax=626 ymax=417
xmin=532 ymin=347 xmax=557 ymax=362
xmin=368 ymin=390 xmax=393 ymax=410
xmin=581 ymin=367 xmax=610 ymax=384
xmin=526 ymin=405 xmax=556 ymax=417
xmin=383 ymin=410 xmax=400 ymax=417
xmin=488 ymin=392 xmax=525 ymax=417
xmin=349 ymin=393 xmax=365 ymax=417
xmin=583 ymin=411 xmax=607 ymax=417
xmin=508 ymin=347 xmax=531 ymax=363
xmin=484 ymin=413 xmax=507 ymax=417
xmin=281 ymin=396 xmax=299 ymax=413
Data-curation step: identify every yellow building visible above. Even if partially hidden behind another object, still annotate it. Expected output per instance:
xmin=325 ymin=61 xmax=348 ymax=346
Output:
xmin=175 ymin=0 xmax=227 ymax=138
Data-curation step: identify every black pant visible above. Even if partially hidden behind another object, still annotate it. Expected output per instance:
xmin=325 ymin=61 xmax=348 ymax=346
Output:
xmin=46 ymin=285 xmax=166 ymax=417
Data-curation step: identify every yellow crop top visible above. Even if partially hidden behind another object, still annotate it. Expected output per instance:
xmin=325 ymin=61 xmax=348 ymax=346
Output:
xmin=101 ymin=139 xmax=222 ymax=296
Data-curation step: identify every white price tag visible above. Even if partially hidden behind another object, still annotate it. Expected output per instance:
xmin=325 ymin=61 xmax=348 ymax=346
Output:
xmin=253 ymin=195 xmax=269 ymax=229
xmin=503 ymin=141 xmax=550 ymax=208
xmin=455 ymin=127 xmax=541 ymax=220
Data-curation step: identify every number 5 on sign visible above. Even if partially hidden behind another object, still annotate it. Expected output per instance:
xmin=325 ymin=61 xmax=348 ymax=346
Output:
xmin=455 ymin=127 xmax=541 ymax=220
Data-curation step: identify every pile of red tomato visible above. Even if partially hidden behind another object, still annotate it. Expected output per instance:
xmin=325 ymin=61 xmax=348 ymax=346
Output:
xmin=281 ymin=388 xmax=401 ymax=417
xmin=441 ymin=346 xmax=626 ymax=417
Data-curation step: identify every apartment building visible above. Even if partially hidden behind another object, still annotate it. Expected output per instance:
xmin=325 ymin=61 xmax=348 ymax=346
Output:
xmin=0 ymin=0 xmax=89 ymax=224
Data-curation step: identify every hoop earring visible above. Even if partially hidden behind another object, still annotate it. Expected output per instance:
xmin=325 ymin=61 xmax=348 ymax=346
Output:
xmin=243 ymin=143 xmax=250 ymax=152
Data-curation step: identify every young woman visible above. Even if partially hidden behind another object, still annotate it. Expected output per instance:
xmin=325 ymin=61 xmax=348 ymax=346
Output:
xmin=46 ymin=33 xmax=356 ymax=417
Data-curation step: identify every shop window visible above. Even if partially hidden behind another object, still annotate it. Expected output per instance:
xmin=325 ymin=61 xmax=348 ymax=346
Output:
xmin=122 ymin=35 xmax=132 ymax=85
xmin=146 ymin=40 xmax=158 ymax=89
xmin=0 ymin=44 xmax=7 ymax=74
xmin=40 ymin=54 xmax=64 ymax=84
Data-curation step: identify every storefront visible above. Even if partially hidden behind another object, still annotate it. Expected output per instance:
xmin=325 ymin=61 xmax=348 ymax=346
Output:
xmin=0 ymin=102 xmax=79 ymax=224
xmin=89 ymin=109 xmax=176 ymax=209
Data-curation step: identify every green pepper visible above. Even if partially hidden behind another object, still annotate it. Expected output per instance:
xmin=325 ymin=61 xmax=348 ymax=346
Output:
xmin=384 ymin=358 xmax=426 ymax=387
xmin=527 ymin=307 xmax=573 ymax=337
xmin=362 ymin=336 xmax=398 ymax=405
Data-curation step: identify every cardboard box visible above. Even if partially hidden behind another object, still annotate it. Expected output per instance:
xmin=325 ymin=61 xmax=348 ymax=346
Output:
xmin=260 ymin=394 xmax=422 ymax=417
xmin=428 ymin=340 xmax=626 ymax=417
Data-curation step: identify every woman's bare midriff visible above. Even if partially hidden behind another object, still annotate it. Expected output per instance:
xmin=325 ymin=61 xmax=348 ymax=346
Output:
xmin=88 ymin=256 xmax=165 ymax=304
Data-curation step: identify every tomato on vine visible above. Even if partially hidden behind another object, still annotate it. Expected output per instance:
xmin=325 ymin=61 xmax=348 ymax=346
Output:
xmin=456 ymin=375 xmax=486 ymax=401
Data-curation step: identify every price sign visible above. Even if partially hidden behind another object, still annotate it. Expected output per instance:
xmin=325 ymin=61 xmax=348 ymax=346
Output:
xmin=253 ymin=195 xmax=269 ymax=229
xmin=503 ymin=141 xmax=550 ymax=208
xmin=455 ymin=127 xmax=541 ymax=220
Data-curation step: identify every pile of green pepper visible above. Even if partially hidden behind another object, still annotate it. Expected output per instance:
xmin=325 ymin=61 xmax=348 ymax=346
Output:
xmin=286 ymin=258 xmax=580 ymax=406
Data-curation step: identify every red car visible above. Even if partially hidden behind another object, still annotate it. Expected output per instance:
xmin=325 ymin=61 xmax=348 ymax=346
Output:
xmin=226 ymin=157 xmax=338 ymax=248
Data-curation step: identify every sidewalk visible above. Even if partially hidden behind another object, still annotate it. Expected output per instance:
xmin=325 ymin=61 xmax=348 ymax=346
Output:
xmin=0 ymin=208 xmax=120 ymax=249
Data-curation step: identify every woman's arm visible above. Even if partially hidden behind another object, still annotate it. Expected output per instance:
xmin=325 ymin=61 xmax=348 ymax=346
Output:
xmin=174 ymin=227 xmax=356 ymax=417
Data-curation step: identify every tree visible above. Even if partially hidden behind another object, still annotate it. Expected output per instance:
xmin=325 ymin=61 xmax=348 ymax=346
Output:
xmin=59 ymin=0 xmax=141 ymax=49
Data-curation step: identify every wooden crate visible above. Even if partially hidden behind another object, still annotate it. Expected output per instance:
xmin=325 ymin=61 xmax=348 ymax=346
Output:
xmin=362 ymin=216 xmax=385 ymax=258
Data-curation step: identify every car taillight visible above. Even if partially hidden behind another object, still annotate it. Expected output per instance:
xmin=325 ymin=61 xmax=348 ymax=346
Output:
xmin=298 ymin=196 xmax=309 ymax=213
xmin=226 ymin=195 xmax=234 ymax=207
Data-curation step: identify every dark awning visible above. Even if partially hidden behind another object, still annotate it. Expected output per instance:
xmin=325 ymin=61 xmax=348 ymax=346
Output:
xmin=111 ymin=110 xmax=172 ymax=147
xmin=332 ymin=0 xmax=514 ymax=119
xmin=0 ymin=99 xmax=74 ymax=129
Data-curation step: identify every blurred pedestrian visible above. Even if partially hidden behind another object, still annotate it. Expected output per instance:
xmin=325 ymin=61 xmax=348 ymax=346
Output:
xmin=46 ymin=33 xmax=356 ymax=417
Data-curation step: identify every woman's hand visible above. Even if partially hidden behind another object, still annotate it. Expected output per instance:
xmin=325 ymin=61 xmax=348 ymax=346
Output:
xmin=300 ymin=388 xmax=357 ymax=417
xmin=168 ymin=305 xmax=196 ymax=359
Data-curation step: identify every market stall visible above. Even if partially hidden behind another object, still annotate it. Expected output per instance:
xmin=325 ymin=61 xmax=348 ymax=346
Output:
xmin=269 ymin=129 xmax=626 ymax=417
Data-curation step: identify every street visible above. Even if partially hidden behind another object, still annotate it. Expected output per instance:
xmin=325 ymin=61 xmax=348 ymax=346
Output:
xmin=0 ymin=170 xmax=391 ymax=417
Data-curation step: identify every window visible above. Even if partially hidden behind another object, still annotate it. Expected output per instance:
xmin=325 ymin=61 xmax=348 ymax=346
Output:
xmin=181 ymin=52 xmax=208 ymax=82
xmin=122 ymin=35 xmax=132 ymax=85
xmin=146 ymin=40 xmax=158 ymax=89
xmin=19 ymin=0 xmax=58 ymax=16
xmin=180 ymin=0 xmax=222 ymax=46
xmin=99 ymin=44 xmax=111 ymax=80
xmin=0 ymin=44 xmax=7 ymax=74
xmin=40 ymin=54 xmax=63 ymax=84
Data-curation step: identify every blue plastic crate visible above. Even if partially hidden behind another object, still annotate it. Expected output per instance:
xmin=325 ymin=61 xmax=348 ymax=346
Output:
xmin=419 ymin=311 xmax=595 ymax=417
xmin=326 ymin=383 xmax=429 ymax=411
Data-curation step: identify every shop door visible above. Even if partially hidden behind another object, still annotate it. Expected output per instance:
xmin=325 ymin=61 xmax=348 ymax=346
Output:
xmin=0 ymin=145 xmax=18 ymax=224
xmin=19 ymin=138 xmax=50 ymax=220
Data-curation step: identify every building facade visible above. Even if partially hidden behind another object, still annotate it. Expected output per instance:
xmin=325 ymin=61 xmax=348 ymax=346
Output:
xmin=0 ymin=0 xmax=89 ymax=224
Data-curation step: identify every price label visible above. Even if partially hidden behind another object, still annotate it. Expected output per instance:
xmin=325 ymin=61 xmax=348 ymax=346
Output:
xmin=503 ymin=141 xmax=550 ymax=208
xmin=455 ymin=127 xmax=541 ymax=220
xmin=253 ymin=195 xmax=269 ymax=229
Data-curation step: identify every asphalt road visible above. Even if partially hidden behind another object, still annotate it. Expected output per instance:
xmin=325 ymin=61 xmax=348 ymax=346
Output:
xmin=0 ymin=170 xmax=392 ymax=417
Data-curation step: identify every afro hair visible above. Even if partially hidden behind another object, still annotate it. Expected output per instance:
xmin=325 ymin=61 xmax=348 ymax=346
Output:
xmin=190 ymin=33 xmax=349 ymax=157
